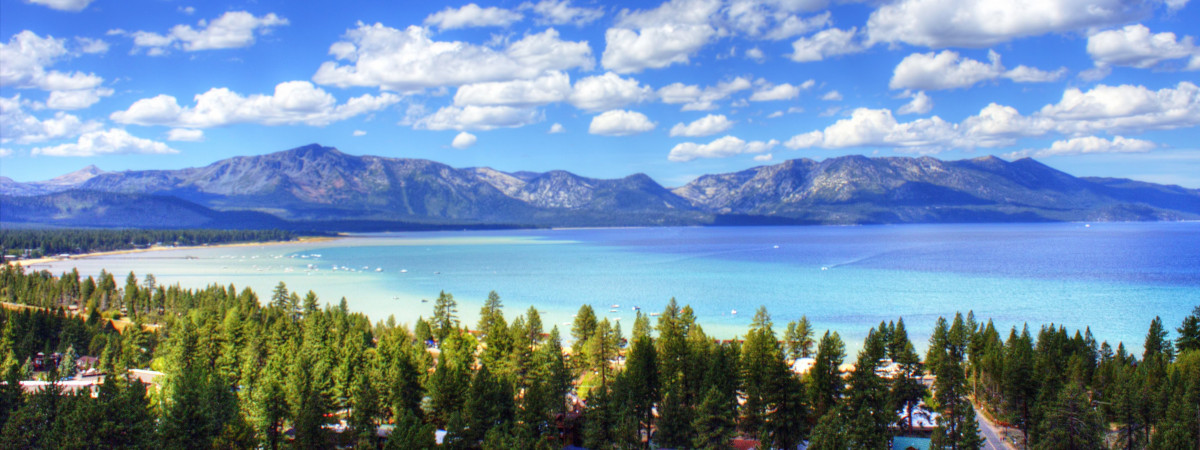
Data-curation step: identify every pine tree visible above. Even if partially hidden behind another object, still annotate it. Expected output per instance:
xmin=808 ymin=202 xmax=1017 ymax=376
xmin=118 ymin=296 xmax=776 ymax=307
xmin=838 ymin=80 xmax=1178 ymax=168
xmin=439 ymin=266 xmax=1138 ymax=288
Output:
xmin=1174 ymin=305 xmax=1200 ymax=353
xmin=692 ymin=384 xmax=737 ymax=449
xmin=617 ymin=335 xmax=659 ymax=445
xmin=1144 ymin=316 xmax=1173 ymax=363
xmin=571 ymin=304 xmax=598 ymax=367
xmin=0 ymin=379 xmax=61 ymax=447
xmin=843 ymin=329 xmax=891 ymax=448
xmin=431 ymin=291 xmax=459 ymax=343
xmin=810 ymin=330 xmax=846 ymax=418
xmin=785 ymin=315 xmax=815 ymax=360
xmin=427 ymin=346 xmax=470 ymax=428
xmin=57 ymin=344 xmax=77 ymax=378
xmin=890 ymin=319 xmax=927 ymax=434
xmin=477 ymin=290 xmax=503 ymax=333
xmin=1003 ymin=325 xmax=1036 ymax=449
xmin=1035 ymin=382 xmax=1105 ymax=449
xmin=929 ymin=314 xmax=985 ymax=450
xmin=464 ymin=363 xmax=514 ymax=445
xmin=348 ymin=372 xmax=382 ymax=448
xmin=386 ymin=408 xmax=436 ymax=450
xmin=807 ymin=404 xmax=851 ymax=450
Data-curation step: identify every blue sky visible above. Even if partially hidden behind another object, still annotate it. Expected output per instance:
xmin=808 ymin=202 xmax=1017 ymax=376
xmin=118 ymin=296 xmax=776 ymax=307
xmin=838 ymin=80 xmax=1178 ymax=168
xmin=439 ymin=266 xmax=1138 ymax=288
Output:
xmin=2 ymin=0 xmax=1198 ymax=188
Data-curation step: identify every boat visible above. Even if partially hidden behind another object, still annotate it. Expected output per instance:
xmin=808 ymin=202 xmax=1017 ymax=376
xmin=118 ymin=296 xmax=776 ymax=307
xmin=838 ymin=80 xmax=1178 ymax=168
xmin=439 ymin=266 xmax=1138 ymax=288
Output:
xmin=650 ymin=312 xmax=660 ymax=317
xmin=375 ymin=267 xmax=382 ymax=272
xmin=610 ymin=309 xmax=618 ymax=313
xmin=773 ymin=245 xmax=779 ymax=249
xmin=731 ymin=309 xmax=738 ymax=315
xmin=400 ymin=269 xmax=408 ymax=273
xmin=611 ymin=304 xmax=620 ymax=308
xmin=421 ymin=299 xmax=428 ymax=303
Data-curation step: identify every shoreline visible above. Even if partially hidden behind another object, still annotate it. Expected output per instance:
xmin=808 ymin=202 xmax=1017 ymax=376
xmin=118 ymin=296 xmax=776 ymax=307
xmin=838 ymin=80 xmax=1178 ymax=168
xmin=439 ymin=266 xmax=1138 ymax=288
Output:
xmin=14 ymin=235 xmax=343 ymax=268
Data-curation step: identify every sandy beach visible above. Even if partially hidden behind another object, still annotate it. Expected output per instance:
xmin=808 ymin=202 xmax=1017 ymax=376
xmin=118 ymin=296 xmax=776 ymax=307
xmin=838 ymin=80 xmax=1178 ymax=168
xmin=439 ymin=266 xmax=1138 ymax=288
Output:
xmin=14 ymin=235 xmax=342 ymax=268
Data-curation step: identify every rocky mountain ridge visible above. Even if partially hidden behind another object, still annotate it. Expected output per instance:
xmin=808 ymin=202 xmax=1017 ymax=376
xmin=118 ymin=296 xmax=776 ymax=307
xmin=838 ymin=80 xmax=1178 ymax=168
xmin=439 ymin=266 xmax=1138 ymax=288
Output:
xmin=3 ymin=144 xmax=1197 ymax=229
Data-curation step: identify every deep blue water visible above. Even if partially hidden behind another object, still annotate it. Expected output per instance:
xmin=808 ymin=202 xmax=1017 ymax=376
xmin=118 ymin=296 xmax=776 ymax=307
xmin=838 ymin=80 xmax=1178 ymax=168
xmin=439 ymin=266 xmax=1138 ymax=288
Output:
xmin=38 ymin=222 xmax=1200 ymax=354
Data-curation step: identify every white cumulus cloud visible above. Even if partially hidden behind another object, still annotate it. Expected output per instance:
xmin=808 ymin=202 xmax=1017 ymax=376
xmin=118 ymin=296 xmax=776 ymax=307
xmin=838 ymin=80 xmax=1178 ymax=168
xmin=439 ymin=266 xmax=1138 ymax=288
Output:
xmin=657 ymin=77 xmax=752 ymax=111
xmin=166 ymin=128 xmax=204 ymax=142
xmin=548 ymin=123 xmax=565 ymax=133
xmin=821 ymin=90 xmax=842 ymax=101
xmin=454 ymin=71 xmax=572 ymax=107
xmin=669 ymin=114 xmax=734 ymax=137
xmin=416 ymin=105 xmax=541 ymax=131
xmin=45 ymin=87 xmax=113 ymax=110
xmin=897 ymin=91 xmax=933 ymax=115
xmin=1038 ymin=81 xmax=1200 ymax=134
xmin=313 ymin=24 xmax=593 ymax=92
xmin=569 ymin=72 xmax=654 ymax=112
xmin=31 ymin=128 xmax=177 ymax=157
xmin=0 ymin=31 xmax=104 ymax=92
xmin=1 ymin=95 xmax=102 ymax=144
xmin=110 ymin=81 xmax=399 ymax=128
xmin=784 ymin=81 xmax=1200 ymax=152
xmin=26 ymin=0 xmax=93 ymax=12
xmin=890 ymin=50 xmax=1064 ymax=91
xmin=126 ymin=11 xmax=287 ymax=55
xmin=451 ymin=131 xmax=478 ymax=149
xmin=601 ymin=0 xmax=721 ymax=74
xmin=1087 ymin=24 xmax=1200 ymax=73
xmin=1005 ymin=135 xmax=1157 ymax=159
xmin=867 ymin=0 xmax=1158 ymax=48
xmin=425 ymin=4 xmax=523 ymax=30
xmin=789 ymin=27 xmax=864 ymax=62
xmin=749 ymin=82 xmax=802 ymax=101
xmin=669 ymin=135 xmax=779 ymax=162
xmin=0 ymin=148 xmax=12 ymax=157
xmin=589 ymin=109 xmax=656 ymax=136
xmin=520 ymin=0 xmax=604 ymax=26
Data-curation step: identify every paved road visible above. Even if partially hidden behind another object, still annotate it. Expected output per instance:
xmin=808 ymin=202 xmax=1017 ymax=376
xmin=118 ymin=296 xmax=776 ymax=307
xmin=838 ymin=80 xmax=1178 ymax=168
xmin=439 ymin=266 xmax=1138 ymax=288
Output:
xmin=974 ymin=406 xmax=1014 ymax=450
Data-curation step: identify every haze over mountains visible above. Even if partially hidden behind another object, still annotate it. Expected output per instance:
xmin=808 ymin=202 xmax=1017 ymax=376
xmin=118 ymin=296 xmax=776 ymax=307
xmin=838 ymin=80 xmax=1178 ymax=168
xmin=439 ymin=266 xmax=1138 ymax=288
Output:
xmin=2 ymin=144 xmax=1198 ymax=230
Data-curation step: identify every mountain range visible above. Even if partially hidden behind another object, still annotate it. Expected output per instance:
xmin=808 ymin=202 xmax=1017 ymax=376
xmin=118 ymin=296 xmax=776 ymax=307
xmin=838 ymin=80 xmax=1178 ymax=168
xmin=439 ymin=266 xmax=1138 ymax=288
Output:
xmin=3 ymin=144 xmax=1198 ymax=230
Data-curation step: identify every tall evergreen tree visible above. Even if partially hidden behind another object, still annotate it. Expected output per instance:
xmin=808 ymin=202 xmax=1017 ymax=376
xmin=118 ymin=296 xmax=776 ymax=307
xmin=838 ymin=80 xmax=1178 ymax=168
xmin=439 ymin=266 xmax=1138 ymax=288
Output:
xmin=571 ymin=304 xmax=598 ymax=367
xmin=1176 ymin=306 xmax=1200 ymax=353
xmin=843 ymin=329 xmax=891 ymax=448
xmin=464 ymin=363 xmax=514 ymax=445
xmin=929 ymin=314 xmax=985 ymax=450
xmin=431 ymin=291 xmax=459 ymax=343
xmin=810 ymin=330 xmax=846 ymax=418
xmin=785 ymin=315 xmax=815 ymax=360
xmin=1035 ymin=382 xmax=1105 ymax=450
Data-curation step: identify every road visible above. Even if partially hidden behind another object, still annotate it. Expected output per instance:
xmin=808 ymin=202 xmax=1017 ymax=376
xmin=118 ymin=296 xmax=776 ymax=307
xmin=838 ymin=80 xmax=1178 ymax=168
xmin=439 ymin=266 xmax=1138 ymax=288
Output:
xmin=974 ymin=406 xmax=1015 ymax=450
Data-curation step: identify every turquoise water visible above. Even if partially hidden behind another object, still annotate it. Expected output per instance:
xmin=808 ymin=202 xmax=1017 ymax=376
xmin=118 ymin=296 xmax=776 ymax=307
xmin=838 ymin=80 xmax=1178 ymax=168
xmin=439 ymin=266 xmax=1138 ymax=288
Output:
xmin=29 ymin=222 xmax=1200 ymax=354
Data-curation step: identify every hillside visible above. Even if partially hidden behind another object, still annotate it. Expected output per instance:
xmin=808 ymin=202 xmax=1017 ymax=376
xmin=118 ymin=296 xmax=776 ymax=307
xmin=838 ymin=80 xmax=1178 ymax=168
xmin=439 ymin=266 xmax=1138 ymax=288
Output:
xmin=2 ymin=144 xmax=1197 ymax=229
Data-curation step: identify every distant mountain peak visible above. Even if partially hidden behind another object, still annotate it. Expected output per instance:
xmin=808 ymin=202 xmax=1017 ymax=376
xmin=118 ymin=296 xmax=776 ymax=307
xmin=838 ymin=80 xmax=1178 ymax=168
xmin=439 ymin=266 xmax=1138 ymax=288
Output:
xmin=280 ymin=143 xmax=343 ymax=159
xmin=46 ymin=164 xmax=106 ymax=186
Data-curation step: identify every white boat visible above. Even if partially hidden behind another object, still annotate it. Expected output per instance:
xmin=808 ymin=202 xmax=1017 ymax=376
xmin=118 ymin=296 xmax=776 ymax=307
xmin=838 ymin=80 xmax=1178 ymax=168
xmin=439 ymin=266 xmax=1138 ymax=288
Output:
xmin=611 ymin=304 xmax=620 ymax=308
xmin=400 ymin=269 xmax=408 ymax=273
xmin=731 ymin=309 xmax=738 ymax=315
xmin=375 ymin=267 xmax=382 ymax=272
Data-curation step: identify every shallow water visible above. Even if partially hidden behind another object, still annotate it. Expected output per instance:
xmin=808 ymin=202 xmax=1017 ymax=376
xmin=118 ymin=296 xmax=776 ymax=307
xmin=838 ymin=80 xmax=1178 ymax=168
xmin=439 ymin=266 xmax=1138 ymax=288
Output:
xmin=28 ymin=222 xmax=1200 ymax=354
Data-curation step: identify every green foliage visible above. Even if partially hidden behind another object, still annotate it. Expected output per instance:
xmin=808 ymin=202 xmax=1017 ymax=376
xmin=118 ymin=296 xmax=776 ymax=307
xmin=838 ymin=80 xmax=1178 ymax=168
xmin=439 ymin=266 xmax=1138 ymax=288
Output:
xmin=1 ymin=264 xmax=1197 ymax=449
xmin=0 ymin=228 xmax=299 ymax=259
xmin=810 ymin=330 xmax=846 ymax=418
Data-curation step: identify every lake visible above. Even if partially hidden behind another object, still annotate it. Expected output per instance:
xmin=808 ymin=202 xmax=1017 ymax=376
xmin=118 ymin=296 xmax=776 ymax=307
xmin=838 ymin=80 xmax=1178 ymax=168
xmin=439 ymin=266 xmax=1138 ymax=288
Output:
xmin=27 ymin=222 xmax=1200 ymax=355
